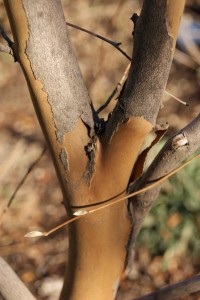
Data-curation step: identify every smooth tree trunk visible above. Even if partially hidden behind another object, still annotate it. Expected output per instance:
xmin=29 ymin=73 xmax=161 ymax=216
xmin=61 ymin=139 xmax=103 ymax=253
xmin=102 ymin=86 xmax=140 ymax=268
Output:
xmin=4 ymin=1 xmax=186 ymax=299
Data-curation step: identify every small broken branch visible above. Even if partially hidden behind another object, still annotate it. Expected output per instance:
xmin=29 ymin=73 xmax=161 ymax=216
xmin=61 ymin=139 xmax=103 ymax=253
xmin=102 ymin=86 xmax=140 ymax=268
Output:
xmin=66 ymin=21 xmax=121 ymax=47
xmin=165 ymin=90 xmax=188 ymax=106
xmin=133 ymin=274 xmax=200 ymax=300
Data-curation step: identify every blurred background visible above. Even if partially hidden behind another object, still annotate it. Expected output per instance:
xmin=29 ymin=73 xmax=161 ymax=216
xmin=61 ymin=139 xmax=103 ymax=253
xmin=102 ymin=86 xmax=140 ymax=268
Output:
xmin=0 ymin=0 xmax=200 ymax=299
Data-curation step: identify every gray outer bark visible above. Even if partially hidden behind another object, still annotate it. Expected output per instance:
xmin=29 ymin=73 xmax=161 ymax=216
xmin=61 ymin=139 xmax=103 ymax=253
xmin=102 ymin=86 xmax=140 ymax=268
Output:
xmin=106 ymin=0 xmax=173 ymax=142
xmin=22 ymin=0 xmax=93 ymax=143
xmin=127 ymin=114 xmax=200 ymax=268
xmin=0 ymin=257 xmax=36 ymax=300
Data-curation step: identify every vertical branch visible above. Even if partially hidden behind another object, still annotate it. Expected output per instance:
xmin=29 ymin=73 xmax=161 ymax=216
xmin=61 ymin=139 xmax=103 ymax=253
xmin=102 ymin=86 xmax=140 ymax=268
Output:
xmin=4 ymin=0 xmax=94 ymax=209
xmin=106 ymin=0 xmax=185 ymax=139
xmin=100 ymin=0 xmax=185 ymax=204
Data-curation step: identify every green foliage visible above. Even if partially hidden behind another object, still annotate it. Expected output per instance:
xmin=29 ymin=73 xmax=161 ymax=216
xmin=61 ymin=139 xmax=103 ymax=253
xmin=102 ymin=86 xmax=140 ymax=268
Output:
xmin=137 ymin=154 xmax=200 ymax=264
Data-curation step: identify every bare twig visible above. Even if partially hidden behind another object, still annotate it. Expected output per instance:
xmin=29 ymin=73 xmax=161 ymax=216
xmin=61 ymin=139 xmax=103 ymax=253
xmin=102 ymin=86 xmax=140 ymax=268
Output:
xmin=0 ymin=148 xmax=46 ymax=223
xmin=66 ymin=21 xmax=121 ymax=47
xmin=133 ymin=274 xmax=200 ymax=300
xmin=67 ymin=21 xmax=188 ymax=113
xmin=0 ymin=24 xmax=13 ymax=48
xmin=66 ymin=21 xmax=131 ymax=61
xmin=97 ymin=63 xmax=131 ymax=114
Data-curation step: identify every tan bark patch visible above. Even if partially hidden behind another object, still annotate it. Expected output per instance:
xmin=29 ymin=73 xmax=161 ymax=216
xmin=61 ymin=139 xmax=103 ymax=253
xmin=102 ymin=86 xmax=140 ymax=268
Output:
xmin=166 ymin=0 xmax=185 ymax=46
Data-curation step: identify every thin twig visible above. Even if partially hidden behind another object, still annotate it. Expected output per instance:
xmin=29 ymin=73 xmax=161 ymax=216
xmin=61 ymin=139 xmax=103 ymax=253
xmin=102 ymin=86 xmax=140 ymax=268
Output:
xmin=133 ymin=274 xmax=200 ymax=300
xmin=24 ymin=152 xmax=200 ymax=237
xmin=0 ymin=24 xmax=13 ymax=48
xmin=98 ymin=62 xmax=188 ymax=113
xmin=66 ymin=21 xmax=131 ymax=61
xmin=165 ymin=90 xmax=189 ymax=106
xmin=66 ymin=21 xmax=121 ymax=47
xmin=67 ymin=22 xmax=188 ymax=111
xmin=0 ymin=23 xmax=17 ymax=60
xmin=97 ymin=63 xmax=131 ymax=114
xmin=0 ymin=148 xmax=46 ymax=223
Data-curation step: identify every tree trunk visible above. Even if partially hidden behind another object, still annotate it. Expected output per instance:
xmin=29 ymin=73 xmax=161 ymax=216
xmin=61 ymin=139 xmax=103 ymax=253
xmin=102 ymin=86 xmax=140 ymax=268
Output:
xmin=4 ymin=0 xmax=185 ymax=299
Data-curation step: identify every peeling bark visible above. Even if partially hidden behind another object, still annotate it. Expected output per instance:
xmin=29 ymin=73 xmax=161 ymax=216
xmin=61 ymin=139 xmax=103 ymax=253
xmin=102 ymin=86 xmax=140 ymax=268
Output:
xmin=106 ymin=0 xmax=185 ymax=139
xmin=59 ymin=148 xmax=68 ymax=171
xmin=22 ymin=0 xmax=93 ymax=143
xmin=4 ymin=0 xmax=94 ymax=201
xmin=3 ymin=1 xmax=187 ymax=299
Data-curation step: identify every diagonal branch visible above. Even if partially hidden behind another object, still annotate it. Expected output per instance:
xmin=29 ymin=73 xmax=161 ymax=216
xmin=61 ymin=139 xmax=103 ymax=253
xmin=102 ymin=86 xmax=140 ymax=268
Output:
xmin=95 ymin=1 xmax=186 ymax=208
xmin=66 ymin=22 xmax=121 ymax=47
xmin=66 ymin=21 xmax=131 ymax=60
xmin=0 ymin=257 xmax=36 ymax=300
xmin=126 ymin=113 xmax=200 ymax=269
xmin=133 ymin=274 xmax=200 ymax=300
xmin=0 ymin=23 xmax=14 ymax=48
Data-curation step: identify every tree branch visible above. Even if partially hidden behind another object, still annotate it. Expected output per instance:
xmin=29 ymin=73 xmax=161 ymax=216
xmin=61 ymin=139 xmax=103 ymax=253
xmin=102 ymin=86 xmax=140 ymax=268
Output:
xmin=95 ymin=1 xmax=186 ymax=211
xmin=66 ymin=21 xmax=132 ymax=60
xmin=0 ymin=257 xmax=36 ymax=300
xmin=4 ymin=2 xmax=132 ymax=299
xmin=133 ymin=274 xmax=200 ymax=300
xmin=126 ymin=113 xmax=200 ymax=269
xmin=106 ymin=0 xmax=185 ymax=141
